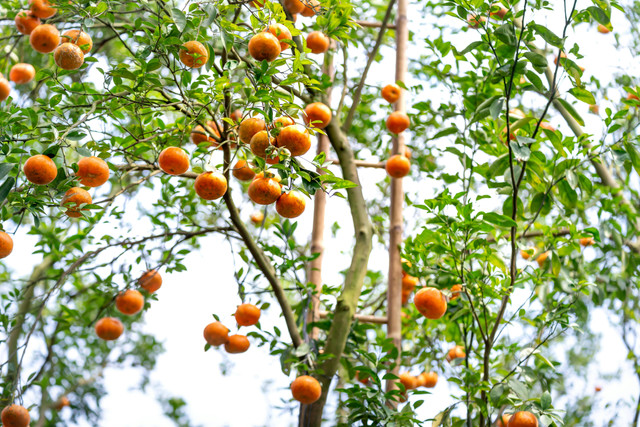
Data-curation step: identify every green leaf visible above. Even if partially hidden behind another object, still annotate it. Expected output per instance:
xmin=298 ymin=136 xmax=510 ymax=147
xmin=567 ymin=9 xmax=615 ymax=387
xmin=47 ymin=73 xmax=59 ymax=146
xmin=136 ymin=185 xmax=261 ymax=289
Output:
xmin=569 ymin=87 xmax=596 ymax=104
xmin=523 ymin=51 xmax=548 ymax=72
xmin=0 ymin=164 xmax=14 ymax=182
xmin=459 ymin=40 xmax=484 ymax=55
xmin=557 ymin=98 xmax=585 ymax=126
xmin=624 ymin=141 xmax=640 ymax=178
xmin=525 ymin=70 xmax=545 ymax=92
xmin=587 ymin=6 xmax=610 ymax=25
xmin=0 ymin=176 xmax=15 ymax=205
xmin=494 ymin=24 xmax=516 ymax=45
xmin=483 ymin=212 xmax=517 ymax=228
xmin=531 ymin=24 xmax=563 ymax=47
xmin=432 ymin=127 xmax=458 ymax=140
xmin=509 ymin=140 xmax=531 ymax=161
xmin=490 ymin=97 xmax=504 ymax=120
xmin=541 ymin=391 xmax=552 ymax=410
xmin=172 ymin=8 xmax=187 ymax=32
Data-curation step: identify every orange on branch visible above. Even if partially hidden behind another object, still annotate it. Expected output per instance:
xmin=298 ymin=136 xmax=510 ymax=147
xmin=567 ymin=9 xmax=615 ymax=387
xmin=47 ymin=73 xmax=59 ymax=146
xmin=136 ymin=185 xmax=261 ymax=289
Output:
xmin=191 ymin=121 xmax=220 ymax=146
xmin=194 ymin=171 xmax=227 ymax=200
xmin=248 ymin=32 xmax=281 ymax=62
xmin=506 ymin=411 xmax=538 ymax=427
xmin=381 ymin=83 xmax=402 ymax=103
xmin=276 ymin=124 xmax=311 ymax=156
xmin=95 ymin=317 xmax=124 ymax=341
xmin=250 ymin=211 xmax=264 ymax=224
xmin=77 ymin=156 xmax=109 ymax=187
xmin=283 ymin=0 xmax=305 ymax=14
xmin=29 ymin=0 xmax=56 ymax=18
xmin=158 ymin=147 xmax=189 ymax=175
xmin=386 ymin=154 xmax=410 ymax=178
xmin=386 ymin=111 xmax=410 ymax=134
xmin=250 ymin=130 xmax=277 ymax=158
xmin=276 ymin=191 xmax=306 ymax=218
xmin=9 ymin=63 xmax=36 ymax=85
xmin=1 ymin=404 xmax=30 ymax=427
xmin=0 ymin=76 xmax=9 ymax=102
xmin=15 ymin=11 xmax=40 ymax=35
xmin=0 ymin=231 xmax=13 ymax=259
xmin=62 ymin=29 xmax=93 ymax=54
xmin=232 ymin=159 xmax=256 ymax=181
xmin=306 ymin=31 xmax=330 ymax=54
xmin=399 ymin=373 xmax=418 ymax=390
xmin=446 ymin=345 xmax=466 ymax=362
xmin=54 ymin=43 xmax=85 ymax=70
xmin=239 ymin=117 xmax=266 ymax=144
xmin=29 ymin=24 xmax=60 ymax=54
xmin=139 ymin=269 xmax=162 ymax=293
xmin=235 ymin=303 xmax=261 ymax=326
xmin=580 ymin=237 xmax=595 ymax=246
xmin=115 ymin=289 xmax=145 ymax=316
xmin=248 ymin=174 xmax=282 ymax=205
xmin=304 ymin=102 xmax=332 ymax=129
xmin=301 ymin=0 xmax=320 ymax=16
xmin=291 ymin=375 xmax=322 ymax=404
xmin=204 ymin=321 xmax=229 ymax=346
xmin=24 ymin=154 xmax=57 ymax=185
xmin=61 ymin=187 xmax=92 ymax=218
xmin=225 ymin=334 xmax=250 ymax=353
xmin=179 ymin=41 xmax=209 ymax=68
xmin=414 ymin=287 xmax=447 ymax=319
xmin=449 ymin=284 xmax=462 ymax=301
xmin=267 ymin=23 xmax=292 ymax=51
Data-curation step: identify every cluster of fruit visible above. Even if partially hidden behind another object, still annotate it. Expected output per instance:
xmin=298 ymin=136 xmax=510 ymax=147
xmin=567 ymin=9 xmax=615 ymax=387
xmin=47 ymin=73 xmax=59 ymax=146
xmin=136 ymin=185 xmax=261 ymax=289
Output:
xmin=203 ymin=303 xmax=261 ymax=354
xmin=380 ymin=83 xmax=412 ymax=178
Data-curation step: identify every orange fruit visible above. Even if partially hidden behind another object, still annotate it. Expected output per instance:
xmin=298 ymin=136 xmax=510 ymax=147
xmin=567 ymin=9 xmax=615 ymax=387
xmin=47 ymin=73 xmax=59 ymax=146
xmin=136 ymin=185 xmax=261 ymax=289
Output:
xmin=267 ymin=23 xmax=292 ymax=51
xmin=191 ymin=121 xmax=220 ymax=146
xmin=29 ymin=0 xmax=56 ymax=18
xmin=506 ymin=411 xmax=538 ymax=427
xmin=490 ymin=5 xmax=508 ymax=19
xmin=0 ymin=231 xmax=14 ymax=259
xmin=422 ymin=371 xmax=438 ymax=388
xmin=139 ymin=269 xmax=162 ymax=293
xmin=232 ymin=159 xmax=256 ymax=181
xmin=446 ymin=345 xmax=465 ymax=362
xmin=54 ymin=43 xmax=85 ymax=70
xmin=204 ymin=321 xmax=229 ymax=346
xmin=276 ymin=191 xmax=306 ymax=218
xmin=595 ymin=385 xmax=602 ymax=392
xmin=399 ymin=373 xmax=418 ymax=391
xmin=194 ymin=171 xmax=227 ymax=200
xmin=413 ymin=287 xmax=447 ymax=319
xmin=467 ymin=14 xmax=486 ymax=28
xmin=381 ymin=83 xmax=401 ymax=103
xmin=1 ymin=404 xmax=30 ymax=427
xmin=158 ymin=147 xmax=189 ymax=175
xmin=224 ymin=334 xmax=250 ymax=353
xmin=401 ymin=275 xmax=418 ymax=292
xmin=306 ymin=31 xmax=330 ymax=54
xmin=580 ymin=237 xmax=595 ymax=246
xmin=235 ymin=303 xmax=261 ymax=326
xmin=385 ymin=154 xmax=410 ymax=178
xmin=9 ymin=63 xmax=36 ymax=85
xmin=14 ymin=10 xmax=40 ymax=35
xmin=61 ymin=29 xmax=93 ymax=54
xmin=283 ymin=0 xmax=305 ymax=14
xmin=496 ymin=414 xmax=512 ymax=427
xmin=589 ymin=104 xmax=600 ymax=115
xmin=535 ymin=251 xmax=550 ymax=267
xmin=230 ymin=109 xmax=243 ymax=122
xmin=29 ymin=24 xmax=60 ymax=54
xmin=248 ymin=32 xmax=281 ymax=62
xmin=291 ymin=375 xmax=322 ymax=404
xmin=520 ymin=248 xmax=533 ymax=260
xmin=54 ymin=396 xmax=70 ymax=411
xmin=386 ymin=111 xmax=410 ymax=134
xmin=597 ymin=24 xmax=610 ymax=34
xmin=238 ymin=117 xmax=266 ymax=144
xmin=24 ymin=154 xmax=57 ymax=185
xmin=95 ymin=317 xmax=124 ymax=341
xmin=449 ymin=284 xmax=462 ymax=301
xmin=248 ymin=174 xmax=282 ymax=205
xmin=250 ymin=211 xmax=264 ymax=224
xmin=301 ymin=0 xmax=320 ymax=16
xmin=250 ymin=130 xmax=277 ymax=158
xmin=304 ymin=102 xmax=332 ymax=129
xmin=61 ymin=187 xmax=92 ymax=218
xmin=179 ymin=40 xmax=209 ymax=68
xmin=276 ymin=124 xmax=311 ymax=156
xmin=115 ymin=289 xmax=144 ymax=315
xmin=0 ymin=76 xmax=10 ymax=102
xmin=553 ymin=51 xmax=567 ymax=65
xmin=274 ymin=116 xmax=295 ymax=129
xmin=77 ymin=156 xmax=109 ymax=187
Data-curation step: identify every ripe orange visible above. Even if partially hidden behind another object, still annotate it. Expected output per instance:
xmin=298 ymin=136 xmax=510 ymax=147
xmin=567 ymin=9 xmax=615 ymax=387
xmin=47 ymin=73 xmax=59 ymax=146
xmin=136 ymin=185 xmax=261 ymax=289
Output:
xmin=520 ymin=248 xmax=533 ymax=260
xmin=496 ymin=414 xmax=512 ymax=427
xmin=306 ymin=31 xmax=330 ymax=54
xmin=449 ymin=284 xmax=462 ymax=301
xmin=0 ymin=76 xmax=10 ymax=102
xmin=225 ymin=334 xmax=250 ymax=353
xmin=24 ymin=154 xmax=57 ymax=185
xmin=62 ymin=187 xmax=92 ymax=218
xmin=399 ymin=373 xmax=417 ymax=391
xmin=54 ymin=396 xmax=70 ymax=411
xmin=597 ymin=24 xmax=610 ymax=34
xmin=381 ymin=83 xmax=401 ymax=103
xmin=232 ymin=159 xmax=256 ymax=181
xmin=467 ymin=14 xmax=486 ymax=28
xmin=15 ymin=10 xmax=40 ymax=35
xmin=235 ymin=303 xmax=261 ymax=326
xmin=95 ymin=317 xmax=124 ymax=341
xmin=267 ymin=23 xmax=292 ymax=51
xmin=29 ymin=24 xmax=60 ymax=54
xmin=401 ymin=275 xmax=418 ymax=292
xmin=580 ymin=236 xmax=595 ymax=246
xmin=304 ymin=102 xmax=332 ymax=129
xmin=274 ymin=116 xmax=295 ymax=129
xmin=194 ymin=171 xmax=227 ymax=200
xmin=283 ymin=0 xmax=305 ymax=14
xmin=276 ymin=191 xmax=306 ymax=218
xmin=9 ymin=63 xmax=36 ymax=85
xmin=139 ymin=269 xmax=162 ymax=293
xmin=1 ymin=404 xmax=30 ymax=427
xmin=301 ymin=0 xmax=320 ymax=16
xmin=386 ymin=111 xmax=410 ymax=134
xmin=61 ymin=29 xmax=93 ymax=54
xmin=158 ymin=147 xmax=189 ymax=175
xmin=204 ymin=321 xmax=229 ymax=346
xmin=250 ymin=130 xmax=277 ymax=158
xmin=115 ymin=289 xmax=145 ymax=316
xmin=490 ymin=5 xmax=508 ymax=19
xmin=239 ymin=117 xmax=266 ymax=144
xmin=250 ymin=211 xmax=264 ymax=225
xmin=0 ymin=231 xmax=13 ymax=259
xmin=29 ymin=0 xmax=56 ymax=18
xmin=248 ymin=32 xmax=281 ymax=62
xmin=414 ymin=287 xmax=447 ymax=319
xmin=535 ymin=251 xmax=550 ymax=267
xmin=506 ymin=411 xmax=538 ymax=427
xmin=248 ymin=174 xmax=282 ymax=205
xmin=54 ymin=43 xmax=85 ymax=70
xmin=179 ymin=40 xmax=209 ymax=68
xmin=446 ymin=345 xmax=465 ymax=362
xmin=276 ymin=124 xmax=311 ymax=156
xmin=291 ymin=375 xmax=322 ymax=404
xmin=191 ymin=121 xmax=220 ymax=146
xmin=385 ymin=154 xmax=410 ymax=178
xmin=595 ymin=385 xmax=602 ymax=392
xmin=77 ymin=156 xmax=109 ymax=187
xmin=422 ymin=371 xmax=438 ymax=388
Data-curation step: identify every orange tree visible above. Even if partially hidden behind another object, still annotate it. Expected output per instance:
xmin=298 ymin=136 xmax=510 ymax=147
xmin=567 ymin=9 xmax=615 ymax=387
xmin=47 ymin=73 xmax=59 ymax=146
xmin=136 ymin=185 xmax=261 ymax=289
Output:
xmin=1 ymin=0 xmax=640 ymax=425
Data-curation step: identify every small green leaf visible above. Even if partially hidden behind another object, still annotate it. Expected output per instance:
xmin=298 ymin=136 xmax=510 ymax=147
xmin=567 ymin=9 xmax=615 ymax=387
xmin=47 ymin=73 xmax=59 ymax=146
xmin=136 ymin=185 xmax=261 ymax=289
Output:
xmin=587 ymin=6 xmax=610 ymax=25
xmin=531 ymin=24 xmax=563 ymax=47
xmin=557 ymin=98 xmax=585 ymax=126
xmin=0 ymin=176 xmax=15 ymax=205
xmin=483 ymin=212 xmax=517 ymax=228
xmin=569 ymin=87 xmax=596 ymax=104
xmin=172 ymin=8 xmax=187 ymax=32
xmin=0 ymin=164 xmax=14 ymax=181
